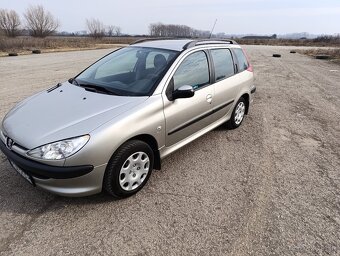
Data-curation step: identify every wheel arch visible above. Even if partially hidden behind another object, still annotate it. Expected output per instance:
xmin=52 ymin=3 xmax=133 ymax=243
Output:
xmin=240 ymin=93 xmax=250 ymax=114
xmin=127 ymin=134 xmax=161 ymax=170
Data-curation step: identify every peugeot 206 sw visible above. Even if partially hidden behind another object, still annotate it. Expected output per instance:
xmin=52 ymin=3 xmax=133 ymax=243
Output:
xmin=0 ymin=39 xmax=255 ymax=198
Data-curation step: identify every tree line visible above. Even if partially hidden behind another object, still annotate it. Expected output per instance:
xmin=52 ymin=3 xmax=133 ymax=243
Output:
xmin=0 ymin=5 xmax=121 ymax=38
xmin=149 ymin=23 xmax=210 ymax=38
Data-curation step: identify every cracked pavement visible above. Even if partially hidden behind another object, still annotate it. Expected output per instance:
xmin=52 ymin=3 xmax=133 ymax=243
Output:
xmin=0 ymin=45 xmax=339 ymax=255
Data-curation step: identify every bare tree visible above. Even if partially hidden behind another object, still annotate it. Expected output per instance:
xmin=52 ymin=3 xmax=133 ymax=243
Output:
xmin=107 ymin=25 xmax=115 ymax=37
xmin=86 ymin=18 xmax=105 ymax=38
xmin=0 ymin=9 xmax=21 ymax=37
xmin=106 ymin=25 xmax=121 ymax=37
xmin=24 ymin=5 xmax=59 ymax=37
xmin=114 ymin=26 xmax=121 ymax=36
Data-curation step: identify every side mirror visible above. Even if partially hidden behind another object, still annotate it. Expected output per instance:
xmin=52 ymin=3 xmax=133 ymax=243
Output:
xmin=172 ymin=85 xmax=195 ymax=100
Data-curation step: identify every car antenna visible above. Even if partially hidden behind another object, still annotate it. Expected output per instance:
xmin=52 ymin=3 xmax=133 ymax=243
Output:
xmin=209 ymin=19 xmax=217 ymax=39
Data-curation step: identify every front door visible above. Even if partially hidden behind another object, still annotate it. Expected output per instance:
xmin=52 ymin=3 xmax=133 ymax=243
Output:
xmin=162 ymin=50 xmax=214 ymax=147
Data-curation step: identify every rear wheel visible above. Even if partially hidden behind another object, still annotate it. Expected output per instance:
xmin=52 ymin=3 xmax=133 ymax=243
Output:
xmin=103 ymin=140 xmax=154 ymax=198
xmin=227 ymin=97 xmax=246 ymax=129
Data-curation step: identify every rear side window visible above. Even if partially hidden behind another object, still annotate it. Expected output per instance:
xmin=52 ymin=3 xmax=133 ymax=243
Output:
xmin=210 ymin=49 xmax=235 ymax=81
xmin=173 ymin=51 xmax=210 ymax=90
xmin=233 ymin=48 xmax=249 ymax=72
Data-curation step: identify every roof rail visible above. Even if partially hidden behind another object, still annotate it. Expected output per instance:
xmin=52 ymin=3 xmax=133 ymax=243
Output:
xmin=183 ymin=39 xmax=238 ymax=50
xmin=130 ymin=37 xmax=177 ymax=45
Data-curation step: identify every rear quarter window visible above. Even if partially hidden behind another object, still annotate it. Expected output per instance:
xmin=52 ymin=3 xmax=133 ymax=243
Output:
xmin=210 ymin=49 xmax=235 ymax=81
xmin=233 ymin=48 xmax=249 ymax=72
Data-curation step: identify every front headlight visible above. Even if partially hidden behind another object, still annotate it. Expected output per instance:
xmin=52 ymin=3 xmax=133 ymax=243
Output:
xmin=27 ymin=135 xmax=90 ymax=160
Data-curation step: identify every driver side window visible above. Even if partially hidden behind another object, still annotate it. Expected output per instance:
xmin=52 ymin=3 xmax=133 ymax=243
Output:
xmin=173 ymin=51 xmax=210 ymax=91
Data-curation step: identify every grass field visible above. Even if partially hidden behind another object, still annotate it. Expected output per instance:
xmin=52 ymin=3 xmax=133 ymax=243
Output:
xmin=237 ymin=36 xmax=340 ymax=47
xmin=0 ymin=36 xmax=133 ymax=56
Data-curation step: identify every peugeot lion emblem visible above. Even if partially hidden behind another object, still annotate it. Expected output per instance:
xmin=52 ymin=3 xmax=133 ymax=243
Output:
xmin=6 ymin=138 xmax=14 ymax=150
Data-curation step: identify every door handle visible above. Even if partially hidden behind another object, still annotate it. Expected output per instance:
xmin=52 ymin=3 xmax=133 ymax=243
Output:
xmin=206 ymin=94 xmax=212 ymax=104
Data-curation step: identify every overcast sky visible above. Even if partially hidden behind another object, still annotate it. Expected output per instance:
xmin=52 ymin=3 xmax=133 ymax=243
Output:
xmin=2 ymin=0 xmax=340 ymax=35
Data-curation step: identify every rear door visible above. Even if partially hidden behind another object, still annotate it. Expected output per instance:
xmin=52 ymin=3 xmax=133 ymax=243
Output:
xmin=209 ymin=48 xmax=239 ymax=120
xmin=162 ymin=50 xmax=214 ymax=147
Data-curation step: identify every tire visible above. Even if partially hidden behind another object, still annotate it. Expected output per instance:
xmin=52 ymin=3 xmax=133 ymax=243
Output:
xmin=227 ymin=97 xmax=246 ymax=129
xmin=273 ymin=54 xmax=281 ymax=58
xmin=290 ymin=51 xmax=296 ymax=54
xmin=315 ymin=55 xmax=330 ymax=60
xmin=103 ymin=140 xmax=154 ymax=198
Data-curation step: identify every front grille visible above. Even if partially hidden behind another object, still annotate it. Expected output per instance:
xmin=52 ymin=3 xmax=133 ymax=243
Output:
xmin=2 ymin=133 xmax=28 ymax=151
xmin=12 ymin=142 xmax=28 ymax=151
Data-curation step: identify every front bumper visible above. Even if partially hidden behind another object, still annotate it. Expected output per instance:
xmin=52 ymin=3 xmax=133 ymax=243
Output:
xmin=0 ymin=139 xmax=106 ymax=197
xmin=0 ymin=139 xmax=93 ymax=179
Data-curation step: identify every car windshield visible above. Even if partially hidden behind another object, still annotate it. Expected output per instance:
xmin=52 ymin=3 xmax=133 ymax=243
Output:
xmin=75 ymin=46 xmax=179 ymax=96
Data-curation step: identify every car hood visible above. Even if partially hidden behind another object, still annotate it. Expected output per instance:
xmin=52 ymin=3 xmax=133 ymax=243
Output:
xmin=2 ymin=82 xmax=147 ymax=149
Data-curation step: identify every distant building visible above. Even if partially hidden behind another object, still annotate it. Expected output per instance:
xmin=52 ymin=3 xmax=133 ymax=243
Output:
xmin=242 ymin=34 xmax=277 ymax=39
xmin=75 ymin=30 xmax=88 ymax=36
xmin=58 ymin=31 xmax=72 ymax=36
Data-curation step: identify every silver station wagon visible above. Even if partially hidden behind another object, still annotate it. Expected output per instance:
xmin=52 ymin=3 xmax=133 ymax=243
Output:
xmin=0 ymin=39 xmax=255 ymax=198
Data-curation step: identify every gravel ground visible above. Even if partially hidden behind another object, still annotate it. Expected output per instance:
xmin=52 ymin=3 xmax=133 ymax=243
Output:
xmin=0 ymin=45 xmax=339 ymax=256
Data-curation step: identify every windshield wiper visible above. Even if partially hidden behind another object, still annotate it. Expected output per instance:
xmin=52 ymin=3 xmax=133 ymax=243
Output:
xmin=69 ymin=77 xmax=79 ymax=86
xmin=78 ymin=82 xmax=119 ymax=95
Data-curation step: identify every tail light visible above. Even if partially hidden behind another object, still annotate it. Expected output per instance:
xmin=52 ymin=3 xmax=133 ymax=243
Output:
xmin=242 ymin=49 xmax=253 ymax=72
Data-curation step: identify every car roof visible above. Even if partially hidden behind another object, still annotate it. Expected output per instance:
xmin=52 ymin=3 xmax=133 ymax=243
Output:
xmin=130 ymin=39 xmax=239 ymax=51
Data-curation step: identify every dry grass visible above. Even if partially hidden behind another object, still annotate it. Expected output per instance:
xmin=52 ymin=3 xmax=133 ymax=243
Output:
xmin=296 ymin=48 xmax=340 ymax=63
xmin=237 ymin=38 xmax=340 ymax=47
xmin=1 ymin=36 xmax=91 ymax=52
xmin=0 ymin=36 xmax=138 ymax=55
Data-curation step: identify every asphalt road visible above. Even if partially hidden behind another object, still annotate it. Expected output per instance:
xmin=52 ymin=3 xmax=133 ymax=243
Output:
xmin=0 ymin=45 xmax=339 ymax=256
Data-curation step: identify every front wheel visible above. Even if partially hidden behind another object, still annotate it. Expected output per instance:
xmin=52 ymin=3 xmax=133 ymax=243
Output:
xmin=227 ymin=97 xmax=246 ymax=129
xmin=103 ymin=140 xmax=154 ymax=198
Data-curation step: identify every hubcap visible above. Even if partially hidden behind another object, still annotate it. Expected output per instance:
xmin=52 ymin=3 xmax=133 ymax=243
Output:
xmin=119 ymin=152 xmax=150 ymax=191
xmin=234 ymin=102 xmax=245 ymax=125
